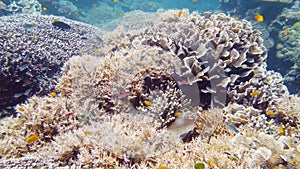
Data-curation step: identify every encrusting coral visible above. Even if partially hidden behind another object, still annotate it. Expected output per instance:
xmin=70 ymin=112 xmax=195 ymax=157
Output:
xmin=0 ymin=9 xmax=299 ymax=168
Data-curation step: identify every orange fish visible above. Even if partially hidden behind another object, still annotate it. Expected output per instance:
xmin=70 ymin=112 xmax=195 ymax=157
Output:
xmin=285 ymin=28 xmax=289 ymax=35
xmin=25 ymin=134 xmax=39 ymax=144
xmin=7 ymin=32 xmax=12 ymax=38
xmin=192 ymin=0 xmax=198 ymax=2
xmin=178 ymin=10 xmax=183 ymax=17
xmin=92 ymin=3 xmax=97 ymax=7
xmin=254 ymin=14 xmax=264 ymax=22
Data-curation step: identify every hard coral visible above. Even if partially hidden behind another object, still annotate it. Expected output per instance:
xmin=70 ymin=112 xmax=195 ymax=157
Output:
xmin=104 ymin=10 xmax=268 ymax=110
xmin=0 ymin=14 xmax=105 ymax=117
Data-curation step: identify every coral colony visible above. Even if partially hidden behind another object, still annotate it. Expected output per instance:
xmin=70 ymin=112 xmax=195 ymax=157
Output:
xmin=0 ymin=14 xmax=105 ymax=117
xmin=0 ymin=8 xmax=300 ymax=169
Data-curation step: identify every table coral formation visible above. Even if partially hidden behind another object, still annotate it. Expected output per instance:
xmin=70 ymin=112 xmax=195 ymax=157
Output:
xmin=0 ymin=10 xmax=299 ymax=168
xmin=0 ymin=14 xmax=105 ymax=117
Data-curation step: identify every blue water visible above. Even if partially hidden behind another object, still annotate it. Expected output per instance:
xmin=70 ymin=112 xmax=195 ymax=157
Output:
xmin=38 ymin=0 xmax=219 ymax=22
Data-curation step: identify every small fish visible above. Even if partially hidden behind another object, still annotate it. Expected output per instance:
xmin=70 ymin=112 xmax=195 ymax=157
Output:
xmin=226 ymin=123 xmax=239 ymax=133
xmin=19 ymin=63 xmax=29 ymax=71
xmin=83 ymin=131 xmax=93 ymax=135
xmin=156 ymin=166 xmax=170 ymax=169
xmin=148 ymin=2 xmax=153 ymax=6
xmin=178 ymin=80 xmax=189 ymax=85
xmin=24 ymin=88 xmax=32 ymax=96
xmin=22 ymin=81 xmax=32 ymax=87
xmin=14 ymin=93 xmax=24 ymax=98
xmin=34 ymin=35 xmax=39 ymax=41
xmin=65 ymin=112 xmax=74 ymax=117
xmin=49 ymin=92 xmax=56 ymax=97
xmin=93 ymin=48 xmax=100 ymax=53
xmin=42 ymin=7 xmax=47 ymax=11
xmin=209 ymin=160 xmax=215 ymax=168
xmin=278 ymin=123 xmax=285 ymax=134
xmin=174 ymin=112 xmax=182 ymax=117
xmin=53 ymin=18 xmax=59 ymax=22
xmin=266 ymin=110 xmax=275 ymax=115
xmin=25 ymin=134 xmax=39 ymax=144
xmin=52 ymin=21 xmax=71 ymax=30
xmin=7 ymin=32 xmax=12 ymax=38
xmin=114 ymin=0 xmax=118 ymax=2
xmin=118 ymin=92 xmax=130 ymax=99
xmin=234 ymin=17 xmax=239 ymax=20
xmin=92 ymin=3 xmax=97 ymax=7
xmin=285 ymin=28 xmax=289 ymax=35
xmin=178 ymin=10 xmax=183 ymax=17
xmin=119 ymin=13 xmax=124 ymax=17
xmin=250 ymin=91 xmax=260 ymax=97
xmin=17 ymin=106 xmax=25 ymax=112
xmin=143 ymin=100 xmax=152 ymax=106
xmin=254 ymin=14 xmax=264 ymax=22
xmin=192 ymin=0 xmax=198 ymax=2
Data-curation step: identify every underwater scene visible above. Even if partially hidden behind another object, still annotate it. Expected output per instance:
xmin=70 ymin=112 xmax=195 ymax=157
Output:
xmin=0 ymin=0 xmax=300 ymax=168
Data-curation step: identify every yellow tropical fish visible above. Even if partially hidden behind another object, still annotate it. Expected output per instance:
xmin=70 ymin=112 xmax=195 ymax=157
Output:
xmin=25 ymin=134 xmax=39 ymax=144
xmin=178 ymin=10 xmax=183 ymax=17
xmin=278 ymin=124 xmax=285 ymax=134
xmin=83 ymin=131 xmax=93 ymax=136
xmin=156 ymin=166 xmax=171 ymax=169
xmin=143 ymin=100 xmax=152 ymax=106
xmin=7 ymin=32 xmax=12 ymax=38
xmin=174 ymin=112 xmax=182 ymax=117
xmin=49 ymin=91 xmax=56 ymax=97
xmin=209 ymin=160 xmax=215 ymax=168
xmin=250 ymin=91 xmax=260 ymax=97
xmin=266 ymin=110 xmax=275 ymax=115
xmin=94 ymin=48 xmax=100 ymax=53
xmin=53 ymin=18 xmax=59 ymax=23
xmin=17 ymin=106 xmax=24 ymax=112
xmin=34 ymin=35 xmax=39 ymax=41
xmin=254 ymin=14 xmax=264 ymax=22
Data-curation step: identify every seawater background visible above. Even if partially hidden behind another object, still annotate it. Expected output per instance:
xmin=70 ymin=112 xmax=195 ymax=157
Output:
xmin=39 ymin=0 xmax=219 ymax=23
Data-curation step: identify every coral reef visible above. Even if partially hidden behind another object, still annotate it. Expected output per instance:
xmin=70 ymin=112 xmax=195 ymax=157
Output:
xmin=102 ymin=9 xmax=269 ymax=110
xmin=6 ymin=0 xmax=42 ymax=14
xmin=268 ymin=1 xmax=300 ymax=94
xmin=0 ymin=14 xmax=105 ymax=117
xmin=0 ymin=10 xmax=299 ymax=168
